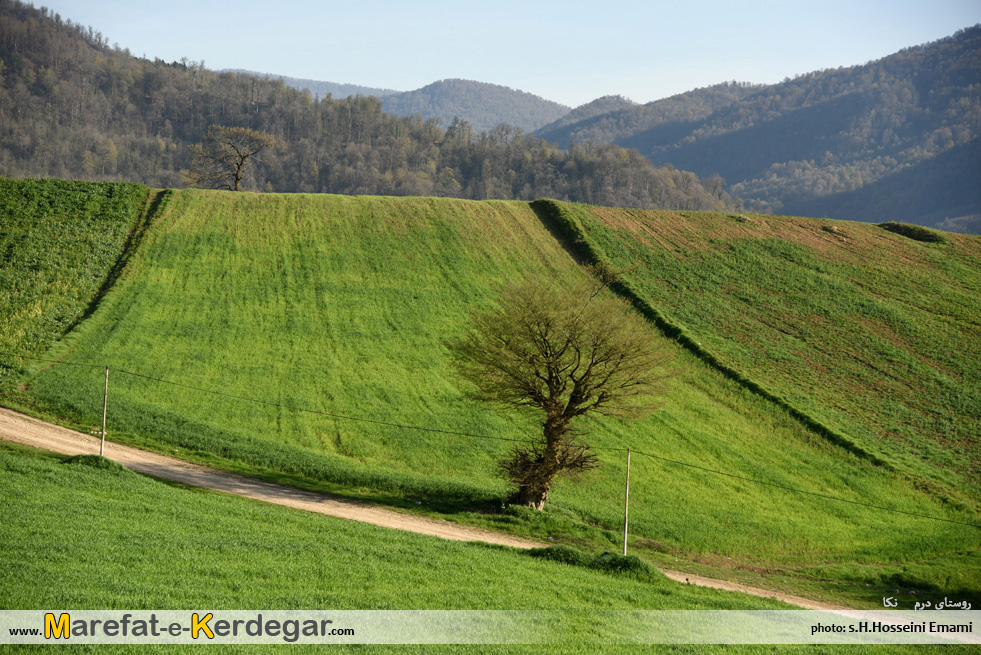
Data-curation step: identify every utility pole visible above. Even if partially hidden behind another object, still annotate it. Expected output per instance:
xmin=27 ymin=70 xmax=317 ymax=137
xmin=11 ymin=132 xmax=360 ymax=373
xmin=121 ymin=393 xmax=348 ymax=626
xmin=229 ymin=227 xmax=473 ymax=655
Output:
xmin=623 ymin=448 xmax=631 ymax=556
xmin=100 ymin=366 xmax=108 ymax=457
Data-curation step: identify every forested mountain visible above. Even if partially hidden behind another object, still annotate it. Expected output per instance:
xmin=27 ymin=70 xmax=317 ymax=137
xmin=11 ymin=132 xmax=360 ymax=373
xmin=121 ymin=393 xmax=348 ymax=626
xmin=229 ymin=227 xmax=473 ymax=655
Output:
xmin=538 ymin=28 xmax=981 ymax=232
xmin=380 ymin=79 xmax=570 ymax=132
xmin=222 ymin=69 xmax=400 ymax=99
xmin=534 ymin=95 xmax=637 ymax=134
xmin=536 ymin=83 xmax=762 ymax=147
xmin=0 ymin=0 xmax=734 ymax=211
xmin=229 ymin=74 xmax=570 ymax=134
xmin=802 ymin=138 xmax=981 ymax=234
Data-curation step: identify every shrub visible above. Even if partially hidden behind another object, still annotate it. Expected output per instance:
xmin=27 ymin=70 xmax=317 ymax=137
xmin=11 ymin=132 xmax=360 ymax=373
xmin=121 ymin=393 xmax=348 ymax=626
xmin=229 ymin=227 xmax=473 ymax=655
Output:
xmin=528 ymin=545 xmax=593 ymax=568
xmin=529 ymin=546 xmax=663 ymax=582
xmin=63 ymin=454 xmax=129 ymax=473
xmin=878 ymin=222 xmax=945 ymax=243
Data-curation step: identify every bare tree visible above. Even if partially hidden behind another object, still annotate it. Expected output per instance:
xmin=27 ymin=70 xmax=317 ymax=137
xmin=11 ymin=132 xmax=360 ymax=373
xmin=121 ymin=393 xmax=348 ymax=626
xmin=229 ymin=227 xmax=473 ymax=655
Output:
xmin=184 ymin=125 xmax=276 ymax=191
xmin=448 ymin=269 xmax=673 ymax=510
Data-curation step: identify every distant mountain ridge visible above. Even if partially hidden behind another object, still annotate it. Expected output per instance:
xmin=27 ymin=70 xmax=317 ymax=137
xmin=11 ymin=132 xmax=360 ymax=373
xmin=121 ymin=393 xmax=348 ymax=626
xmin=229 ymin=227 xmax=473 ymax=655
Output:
xmin=534 ymin=95 xmax=637 ymax=134
xmin=536 ymin=83 xmax=762 ymax=147
xmin=536 ymin=27 xmax=981 ymax=232
xmin=221 ymin=69 xmax=400 ymax=99
xmin=380 ymin=79 xmax=571 ymax=132
xmin=226 ymin=73 xmax=572 ymax=134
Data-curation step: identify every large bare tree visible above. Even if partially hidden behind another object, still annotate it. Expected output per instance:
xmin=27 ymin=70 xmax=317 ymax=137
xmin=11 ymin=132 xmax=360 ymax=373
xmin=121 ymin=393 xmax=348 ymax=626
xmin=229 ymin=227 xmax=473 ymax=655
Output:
xmin=184 ymin=125 xmax=276 ymax=191
xmin=449 ymin=270 xmax=673 ymax=509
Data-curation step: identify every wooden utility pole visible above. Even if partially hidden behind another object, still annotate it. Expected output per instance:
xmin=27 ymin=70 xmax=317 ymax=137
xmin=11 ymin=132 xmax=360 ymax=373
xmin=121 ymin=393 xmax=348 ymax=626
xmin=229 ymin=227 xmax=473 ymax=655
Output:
xmin=623 ymin=448 xmax=631 ymax=556
xmin=100 ymin=366 xmax=108 ymax=457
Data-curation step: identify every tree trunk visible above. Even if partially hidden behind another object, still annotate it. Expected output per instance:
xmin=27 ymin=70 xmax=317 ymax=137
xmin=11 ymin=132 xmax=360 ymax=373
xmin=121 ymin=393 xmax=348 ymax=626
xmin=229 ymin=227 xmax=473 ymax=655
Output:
xmin=511 ymin=484 xmax=549 ymax=511
xmin=511 ymin=414 xmax=563 ymax=510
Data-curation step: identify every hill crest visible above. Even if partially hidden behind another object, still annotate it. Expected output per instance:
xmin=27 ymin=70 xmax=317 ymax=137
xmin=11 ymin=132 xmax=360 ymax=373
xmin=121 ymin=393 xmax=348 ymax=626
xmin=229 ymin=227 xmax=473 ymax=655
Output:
xmin=536 ymin=27 xmax=981 ymax=232
xmin=220 ymin=69 xmax=401 ymax=99
xmin=381 ymin=78 xmax=571 ymax=132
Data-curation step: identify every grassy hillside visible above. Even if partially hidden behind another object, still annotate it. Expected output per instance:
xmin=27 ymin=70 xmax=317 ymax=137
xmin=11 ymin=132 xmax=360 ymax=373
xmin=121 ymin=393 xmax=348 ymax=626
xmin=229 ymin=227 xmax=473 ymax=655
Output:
xmin=7 ymin=444 xmax=972 ymax=654
xmin=0 ymin=443 xmax=782 ymax=612
xmin=1 ymin=184 xmax=977 ymax=604
xmin=0 ymin=443 xmax=789 ymax=654
xmin=541 ymin=201 xmax=981 ymax=497
xmin=0 ymin=178 xmax=153 ymax=384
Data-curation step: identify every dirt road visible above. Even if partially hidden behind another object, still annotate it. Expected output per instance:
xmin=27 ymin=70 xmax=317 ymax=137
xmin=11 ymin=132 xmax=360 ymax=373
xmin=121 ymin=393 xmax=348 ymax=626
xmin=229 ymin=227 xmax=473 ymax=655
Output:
xmin=1 ymin=406 xmax=848 ymax=610
xmin=0 ymin=407 xmax=537 ymax=548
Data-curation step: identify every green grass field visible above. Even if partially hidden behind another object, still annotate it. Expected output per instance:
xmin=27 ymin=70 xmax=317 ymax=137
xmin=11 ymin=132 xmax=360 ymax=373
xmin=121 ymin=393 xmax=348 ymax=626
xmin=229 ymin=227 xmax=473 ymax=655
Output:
xmin=1 ymin=445 xmax=775 ymax=612
xmin=1 ymin=443 xmax=972 ymax=654
xmin=1 ymin=181 xmax=978 ymax=614
xmin=0 ymin=178 xmax=152 ymax=384
xmin=547 ymin=201 xmax=981 ymax=495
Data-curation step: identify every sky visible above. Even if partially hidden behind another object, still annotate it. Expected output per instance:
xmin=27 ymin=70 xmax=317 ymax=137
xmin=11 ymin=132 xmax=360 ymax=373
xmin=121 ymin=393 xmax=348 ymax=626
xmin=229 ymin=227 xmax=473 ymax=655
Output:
xmin=35 ymin=0 xmax=981 ymax=107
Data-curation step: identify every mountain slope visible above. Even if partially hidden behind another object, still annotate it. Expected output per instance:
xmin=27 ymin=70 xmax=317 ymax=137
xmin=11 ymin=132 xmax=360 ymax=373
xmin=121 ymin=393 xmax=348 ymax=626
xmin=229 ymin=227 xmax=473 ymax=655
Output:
xmin=381 ymin=78 xmax=571 ymax=132
xmin=530 ymin=95 xmax=637 ymax=135
xmin=539 ymin=28 xmax=981 ymax=231
xmin=802 ymin=137 xmax=981 ymax=231
xmin=535 ymin=82 xmax=761 ymax=148
xmin=222 ymin=69 xmax=400 ymax=98
xmin=0 ymin=0 xmax=731 ymax=211
xmin=1 ymin=184 xmax=977 ymax=601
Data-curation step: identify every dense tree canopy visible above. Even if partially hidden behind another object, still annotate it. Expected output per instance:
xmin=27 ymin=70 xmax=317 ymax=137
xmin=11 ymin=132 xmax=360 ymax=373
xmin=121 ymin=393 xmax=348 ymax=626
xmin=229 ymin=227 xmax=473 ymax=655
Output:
xmin=0 ymin=0 xmax=736 ymax=212
xmin=537 ymin=26 xmax=981 ymax=229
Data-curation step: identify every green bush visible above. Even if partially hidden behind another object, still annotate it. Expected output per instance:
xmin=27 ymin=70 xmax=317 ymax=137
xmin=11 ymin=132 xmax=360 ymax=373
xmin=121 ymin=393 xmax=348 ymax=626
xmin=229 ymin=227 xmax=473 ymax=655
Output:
xmin=879 ymin=222 xmax=946 ymax=243
xmin=529 ymin=546 xmax=662 ymax=582
xmin=63 ymin=454 xmax=129 ymax=473
xmin=591 ymin=551 xmax=655 ymax=578
xmin=528 ymin=545 xmax=593 ymax=568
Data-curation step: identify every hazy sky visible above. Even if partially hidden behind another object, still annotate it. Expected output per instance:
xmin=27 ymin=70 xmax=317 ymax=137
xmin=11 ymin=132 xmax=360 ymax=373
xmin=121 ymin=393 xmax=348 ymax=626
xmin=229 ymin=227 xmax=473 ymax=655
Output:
xmin=36 ymin=0 xmax=981 ymax=107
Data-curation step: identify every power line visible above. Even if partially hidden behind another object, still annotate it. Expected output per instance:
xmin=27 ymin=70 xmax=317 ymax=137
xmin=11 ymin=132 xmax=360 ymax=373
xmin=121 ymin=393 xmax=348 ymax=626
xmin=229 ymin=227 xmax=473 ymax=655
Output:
xmin=2 ymin=350 xmax=978 ymax=529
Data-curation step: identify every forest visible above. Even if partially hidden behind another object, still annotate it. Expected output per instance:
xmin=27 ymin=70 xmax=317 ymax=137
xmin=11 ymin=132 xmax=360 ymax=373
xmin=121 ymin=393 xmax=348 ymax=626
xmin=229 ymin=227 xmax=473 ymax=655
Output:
xmin=536 ymin=26 xmax=980 ymax=229
xmin=0 ymin=0 xmax=734 ymax=212
xmin=379 ymin=78 xmax=571 ymax=132
xmin=223 ymin=68 xmax=400 ymax=102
